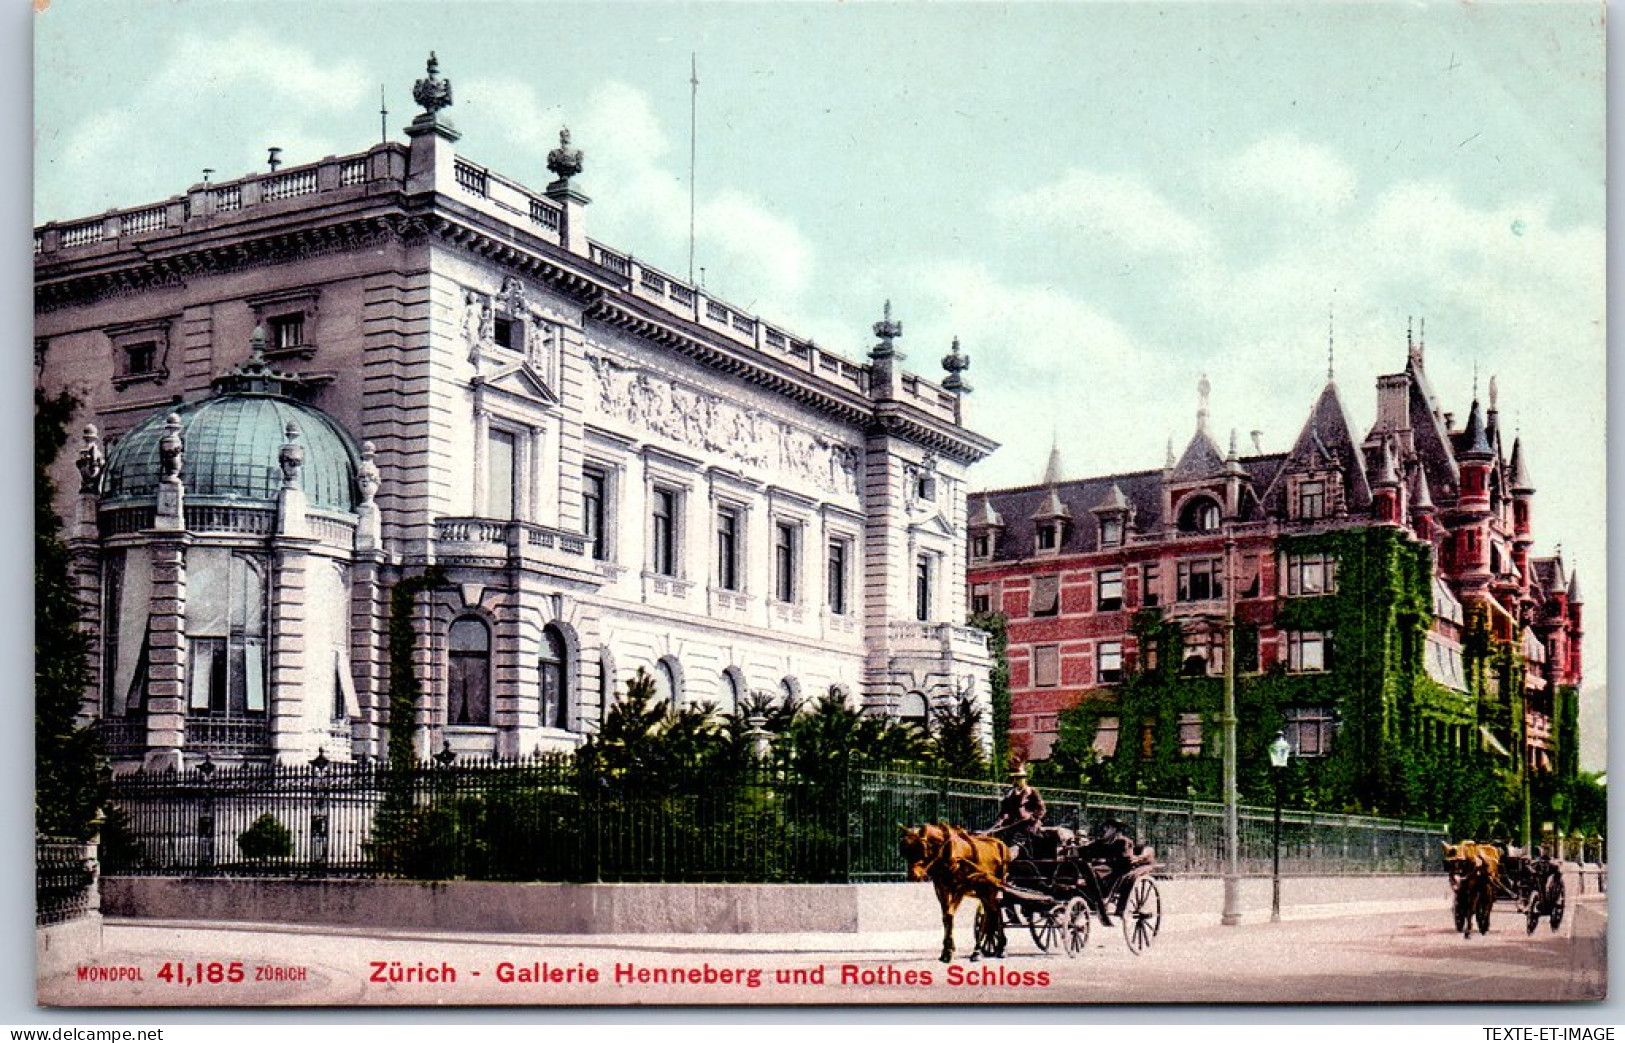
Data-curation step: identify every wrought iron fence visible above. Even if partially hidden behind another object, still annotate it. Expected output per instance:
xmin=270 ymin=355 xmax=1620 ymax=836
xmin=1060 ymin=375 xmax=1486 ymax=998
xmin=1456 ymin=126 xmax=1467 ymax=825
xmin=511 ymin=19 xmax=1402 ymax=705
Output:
xmin=106 ymin=756 xmax=855 ymax=883
xmin=105 ymin=759 xmax=1450 ymax=883
xmin=851 ymin=771 xmax=1450 ymax=879
xmin=37 ymin=838 xmax=98 ymax=927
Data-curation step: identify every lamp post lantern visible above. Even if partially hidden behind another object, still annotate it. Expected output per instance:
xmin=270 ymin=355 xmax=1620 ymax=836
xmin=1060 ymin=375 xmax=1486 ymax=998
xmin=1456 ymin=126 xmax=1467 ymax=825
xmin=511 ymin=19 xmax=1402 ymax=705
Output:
xmin=1269 ymin=730 xmax=1291 ymax=923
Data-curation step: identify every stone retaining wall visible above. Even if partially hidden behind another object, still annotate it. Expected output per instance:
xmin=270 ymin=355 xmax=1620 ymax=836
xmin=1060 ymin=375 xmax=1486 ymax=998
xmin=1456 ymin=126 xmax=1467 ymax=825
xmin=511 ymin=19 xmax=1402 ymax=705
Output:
xmin=103 ymin=874 xmax=1456 ymax=935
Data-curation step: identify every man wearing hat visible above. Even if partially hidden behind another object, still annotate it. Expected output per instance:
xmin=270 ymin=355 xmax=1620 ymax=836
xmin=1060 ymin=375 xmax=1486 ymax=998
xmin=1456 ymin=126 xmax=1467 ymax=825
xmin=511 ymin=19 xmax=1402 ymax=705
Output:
xmin=991 ymin=765 xmax=1046 ymax=856
xmin=1080 ymin=817 xmax=1136 ymax=884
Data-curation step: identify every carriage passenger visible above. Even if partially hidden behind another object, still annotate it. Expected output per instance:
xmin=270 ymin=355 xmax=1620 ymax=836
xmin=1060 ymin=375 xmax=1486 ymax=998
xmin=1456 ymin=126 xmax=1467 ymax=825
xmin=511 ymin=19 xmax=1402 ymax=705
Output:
xmin=992 ymin=766 xmax=1046 ymax=856
xmin=1080 ymin=817 xmax=1136 ymax=884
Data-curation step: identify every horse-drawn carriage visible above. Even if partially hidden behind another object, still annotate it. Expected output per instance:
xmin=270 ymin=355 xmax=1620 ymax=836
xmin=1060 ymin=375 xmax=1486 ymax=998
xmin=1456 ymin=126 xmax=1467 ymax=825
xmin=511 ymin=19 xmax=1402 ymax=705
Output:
xmin=1443 ymin=840 xmax=1566 ymax=938
xmin=900 ymin=820 xmax=1164 ymax=962
xmin=997 ymin=825 xmax=1165 ymax=956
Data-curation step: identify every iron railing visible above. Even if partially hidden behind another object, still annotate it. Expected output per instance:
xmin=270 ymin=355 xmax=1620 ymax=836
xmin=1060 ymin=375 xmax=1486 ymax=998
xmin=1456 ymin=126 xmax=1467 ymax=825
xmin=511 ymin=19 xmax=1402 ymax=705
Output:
xmin=105 ymin=760 xmax=1455 ymax=884
xmin=37 ymin=838 xmax=98 ymax=927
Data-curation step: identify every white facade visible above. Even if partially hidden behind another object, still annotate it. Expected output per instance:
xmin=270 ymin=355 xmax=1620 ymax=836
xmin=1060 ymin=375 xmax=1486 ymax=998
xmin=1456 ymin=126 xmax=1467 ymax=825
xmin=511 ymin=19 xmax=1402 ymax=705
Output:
xmin=37 ymin=59 xmax=996 ymax=769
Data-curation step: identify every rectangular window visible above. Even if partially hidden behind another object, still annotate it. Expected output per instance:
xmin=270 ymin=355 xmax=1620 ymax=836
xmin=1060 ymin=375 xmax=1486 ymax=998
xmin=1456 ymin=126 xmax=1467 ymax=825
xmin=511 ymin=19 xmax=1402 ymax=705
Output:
xmin=915 ymin=554 xmax=934 ymax=622
xmin=1298 ymin=480 xmax=1326 ymax=520
xmin=1097 ymin=640 xmax=1123 ymax=683
xmin=487 ymin=430 xmax=517 ymax=520
xmin=124 ymin=340 xmax=158 ymax=376
xmin=269 ymin=313 xmax=304 ymax=351
xmin=971 ymin=532 xmax=991 ymax=560
xmin=1178 ymin=712 xmax=1204 ymax=756
xmin=1284 ymin=551 xmax=1337 ymax=596
xmin=1176 ymin=558 xmax=1224 ymax=602
xmin=1093 ymin=716 xmax=1120 ymax=758
xmin=493 ymin=316 xmax=522 ymax=351
xmin=827 ymin=539 xmax=849 ymax=615
xmin=1287 ymin=630 xmax=1331 ymax=673
xmin=774 ymin=521 xmax=798 ymax=602
xmin=583 ymin=468 xmax=607 ymax=561
xmin=1097 ymin=568 xmax=1124 ymax=611
xmin=1036 ymin=524 xmax=1059 ymax=552
xmin=652 ymin=488 xmax=678 ymax=576
xmin=970 ymin=582 xmax=992 ymax=617
xmin=1033 ymin=644 xmax=1060 ymax=688
xmin=1284 ymin=706 xmax=1336 ymax=758
xmin=716 ymin=507 xmax=740 ymax=591
xmin=1030 ymin=574 xmax=1060 ymax=617
xmin=1100 ymin=516 xmax=1124 ymax=547
xmin=1142 ymin=562 xmax=1160 ymax=607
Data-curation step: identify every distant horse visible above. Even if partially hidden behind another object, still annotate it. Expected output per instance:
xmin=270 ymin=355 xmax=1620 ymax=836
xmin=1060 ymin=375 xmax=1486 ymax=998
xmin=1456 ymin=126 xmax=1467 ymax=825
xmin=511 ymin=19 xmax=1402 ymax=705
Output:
xmin=1443 ymin=841 xmax=1501 ymax=938
xmin=899 ymin=823 xmax=1011 ymax=963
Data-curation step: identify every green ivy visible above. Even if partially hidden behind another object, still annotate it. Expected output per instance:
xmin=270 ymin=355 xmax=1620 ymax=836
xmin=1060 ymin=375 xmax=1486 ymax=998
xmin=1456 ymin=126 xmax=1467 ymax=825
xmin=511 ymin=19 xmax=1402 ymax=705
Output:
xmin=386 ymin=566 xmax=449 ymax=767
xmin=1046 ymin=526 xmax=1561 ymax=826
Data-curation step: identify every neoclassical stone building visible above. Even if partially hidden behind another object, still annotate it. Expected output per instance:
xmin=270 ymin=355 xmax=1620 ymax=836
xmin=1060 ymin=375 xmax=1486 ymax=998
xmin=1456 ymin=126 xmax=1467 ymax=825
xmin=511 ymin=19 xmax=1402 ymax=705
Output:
xmin=37 ymin=56 xmax=996 ymax=770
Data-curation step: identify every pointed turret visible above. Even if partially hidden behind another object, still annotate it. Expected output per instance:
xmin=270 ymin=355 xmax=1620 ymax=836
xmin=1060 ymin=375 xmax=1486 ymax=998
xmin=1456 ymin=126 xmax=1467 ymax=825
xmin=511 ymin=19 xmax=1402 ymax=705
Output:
xmin=1371 ymin=437 xmax=1401 ymax=525
xmin=1459 ymin=399 xmax=1493 ymax=460
xmin=1509 ymin=437 xmax=1535 ymax=494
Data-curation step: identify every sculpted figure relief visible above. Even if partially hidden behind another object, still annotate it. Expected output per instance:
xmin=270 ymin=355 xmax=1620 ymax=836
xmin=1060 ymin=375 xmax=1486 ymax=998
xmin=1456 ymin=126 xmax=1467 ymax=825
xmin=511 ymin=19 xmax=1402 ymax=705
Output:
xmin=585 ymin=351 xmax=858 ymax=495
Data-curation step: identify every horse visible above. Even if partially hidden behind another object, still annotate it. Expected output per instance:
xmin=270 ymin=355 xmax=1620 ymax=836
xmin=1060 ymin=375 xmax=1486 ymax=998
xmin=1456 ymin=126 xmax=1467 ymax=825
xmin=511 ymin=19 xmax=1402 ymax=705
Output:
xmin=1443 ymin=840 xmax=1502 ymax=938
xmin=899 ymin=822 xmax=1011 ymax=963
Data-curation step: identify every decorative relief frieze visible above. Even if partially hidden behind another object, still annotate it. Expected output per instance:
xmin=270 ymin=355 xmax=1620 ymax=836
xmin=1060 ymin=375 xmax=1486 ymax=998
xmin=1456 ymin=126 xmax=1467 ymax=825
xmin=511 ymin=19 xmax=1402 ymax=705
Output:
xmin=585 ymin=350 xmax=860 ymax=497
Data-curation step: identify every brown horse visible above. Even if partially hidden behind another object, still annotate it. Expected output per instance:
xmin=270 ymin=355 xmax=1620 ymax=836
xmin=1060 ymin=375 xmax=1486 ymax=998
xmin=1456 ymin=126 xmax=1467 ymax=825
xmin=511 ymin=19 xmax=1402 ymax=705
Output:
xmin=1443 ymin=841 xmax=1502 ymax=938
xmin=899 ymin=822 xmax=1011 ymax=963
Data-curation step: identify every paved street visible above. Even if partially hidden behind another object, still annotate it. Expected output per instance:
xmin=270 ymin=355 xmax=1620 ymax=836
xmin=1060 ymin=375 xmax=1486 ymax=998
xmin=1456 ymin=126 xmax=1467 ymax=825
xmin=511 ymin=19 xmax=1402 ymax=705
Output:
xmin=40 ymin=892 xmax=1605 ymax=1007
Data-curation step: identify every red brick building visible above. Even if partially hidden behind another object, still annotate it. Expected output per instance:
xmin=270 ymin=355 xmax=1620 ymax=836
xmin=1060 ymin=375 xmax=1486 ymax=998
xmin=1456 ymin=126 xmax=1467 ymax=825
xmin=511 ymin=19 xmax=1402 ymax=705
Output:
xmin=967 ymin=336 xmax=1583 ymax=795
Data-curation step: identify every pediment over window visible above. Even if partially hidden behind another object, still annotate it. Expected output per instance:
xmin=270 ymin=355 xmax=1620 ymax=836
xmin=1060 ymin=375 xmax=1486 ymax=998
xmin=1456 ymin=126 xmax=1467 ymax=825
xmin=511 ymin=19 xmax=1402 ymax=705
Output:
xmin=477 ymin=361 xmax=560 ymax=407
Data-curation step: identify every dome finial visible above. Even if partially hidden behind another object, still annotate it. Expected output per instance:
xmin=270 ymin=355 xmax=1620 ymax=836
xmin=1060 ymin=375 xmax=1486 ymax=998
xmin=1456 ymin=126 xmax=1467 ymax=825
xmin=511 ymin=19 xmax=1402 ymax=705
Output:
xmin=870 ymin=299 xmax=903 ymax=360
xmin=1196 ymin=373 xmax=1211 ymax=433
xmin=76 ymin=424 xmax=105 ymax=494
xmin=158 ymin=414 xmax=185 ymax=481
xmin=278 ymin=422 xmax=305 ymax=490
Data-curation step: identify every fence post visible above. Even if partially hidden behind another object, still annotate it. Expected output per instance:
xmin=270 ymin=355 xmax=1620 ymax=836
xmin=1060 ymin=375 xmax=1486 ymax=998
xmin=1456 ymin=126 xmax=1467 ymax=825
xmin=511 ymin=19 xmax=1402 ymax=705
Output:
xmin=196 ymin=756 xmax=217 ymax=875
xmin=1185 ymin=787 xmax=1197 ymax=875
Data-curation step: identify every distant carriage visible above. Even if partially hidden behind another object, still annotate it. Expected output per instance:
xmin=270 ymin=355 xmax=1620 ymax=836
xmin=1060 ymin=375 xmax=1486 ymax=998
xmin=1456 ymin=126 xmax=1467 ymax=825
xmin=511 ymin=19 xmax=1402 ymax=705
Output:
xmin=1442 ymin=840 xmax=1566 ymax=937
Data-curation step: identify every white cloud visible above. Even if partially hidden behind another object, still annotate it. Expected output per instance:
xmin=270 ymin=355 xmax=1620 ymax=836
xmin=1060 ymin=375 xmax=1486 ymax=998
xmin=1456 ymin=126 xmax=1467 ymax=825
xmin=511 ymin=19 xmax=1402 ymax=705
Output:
xmin=1218 ymin=135 xmax=1358 ymax=215
xmin=995 ymin=170 xmax=1214 ymax=258
xmin=153 ymin=29 xmax=369 ymax=112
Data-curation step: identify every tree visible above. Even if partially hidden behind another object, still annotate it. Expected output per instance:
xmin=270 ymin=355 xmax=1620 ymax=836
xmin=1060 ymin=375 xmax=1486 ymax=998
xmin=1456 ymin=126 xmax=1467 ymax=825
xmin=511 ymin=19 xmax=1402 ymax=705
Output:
xmin=929 ymin=694 xmax=989 ymax=780
xmin=35 ymin=388 xmax=104 ymax=840
xmin=969 ymin=612 xmax=1012 ymax=773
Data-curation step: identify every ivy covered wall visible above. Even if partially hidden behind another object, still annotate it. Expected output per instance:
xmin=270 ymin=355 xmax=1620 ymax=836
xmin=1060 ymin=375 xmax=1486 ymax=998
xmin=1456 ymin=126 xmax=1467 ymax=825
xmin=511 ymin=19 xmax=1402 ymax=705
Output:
xmin=1040 ymin=526 xmax=1568 ymax=833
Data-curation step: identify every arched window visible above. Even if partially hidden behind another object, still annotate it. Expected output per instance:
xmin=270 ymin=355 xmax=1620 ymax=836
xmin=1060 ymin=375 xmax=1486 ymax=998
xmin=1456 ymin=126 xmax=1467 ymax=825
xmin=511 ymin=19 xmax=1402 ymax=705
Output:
xmin=1178 ymin=495 xmax=1222 ymax=533
xmin=720 ymin=667 xmax=746 ymax=715
xmin=186 ymin=551 xmax=266 ymax=716
xmin=654 ymin=656 xmax=683 ymax=705
xmin=539 ymin=625 xmax=568 ymax=730
xmin=899 ymin=691 xmax=929 ymax=732
xmin=448 ymin=616 xmax=492 ymax=725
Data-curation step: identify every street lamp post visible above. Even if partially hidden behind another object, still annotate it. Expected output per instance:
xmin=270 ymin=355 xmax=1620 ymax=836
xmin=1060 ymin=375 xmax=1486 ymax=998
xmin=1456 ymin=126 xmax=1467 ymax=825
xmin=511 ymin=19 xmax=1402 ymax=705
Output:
xmin=1269 ymin=731 xmax=1291 ymax=923
xmin=1220 ymin=527 xmax=1242 ymax=926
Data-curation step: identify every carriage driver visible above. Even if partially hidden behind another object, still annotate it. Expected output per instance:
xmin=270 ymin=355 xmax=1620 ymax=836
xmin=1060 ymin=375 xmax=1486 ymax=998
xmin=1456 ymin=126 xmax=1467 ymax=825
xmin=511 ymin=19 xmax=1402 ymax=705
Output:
xmin=991 ymin=765 xmax=1046 ymax=856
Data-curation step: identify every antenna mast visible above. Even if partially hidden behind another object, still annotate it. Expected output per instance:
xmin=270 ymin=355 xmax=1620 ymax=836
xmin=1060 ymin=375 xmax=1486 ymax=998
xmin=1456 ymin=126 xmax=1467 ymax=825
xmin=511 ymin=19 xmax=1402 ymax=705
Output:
xmin=689 ymin=53 xmax=699 ymax=285
xmin=380 ymin=85 xmax=389 ymax=143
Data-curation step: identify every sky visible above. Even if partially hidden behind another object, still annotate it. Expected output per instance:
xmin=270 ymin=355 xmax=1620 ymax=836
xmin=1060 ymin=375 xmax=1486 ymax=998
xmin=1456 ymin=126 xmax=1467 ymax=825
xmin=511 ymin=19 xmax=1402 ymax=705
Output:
xmin=32 ymin=1 xmax=1606 ymax=768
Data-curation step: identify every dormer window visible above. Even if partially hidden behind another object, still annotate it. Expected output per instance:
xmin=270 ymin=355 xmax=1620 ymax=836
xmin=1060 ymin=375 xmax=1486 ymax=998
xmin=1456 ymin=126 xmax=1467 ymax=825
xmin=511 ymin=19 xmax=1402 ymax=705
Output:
xmin=971 ymin=532 xmax=992 ymax=561
xmin=1036 ymin=522 xmax=1062 ymax=552
xmin=1177 ymin=495 xmax=1222 ymax=533
xmin=1298 ymin=480 xmax=1325 ymax=520
xmin=1100 ymin=515 xmax=1124 ymax=547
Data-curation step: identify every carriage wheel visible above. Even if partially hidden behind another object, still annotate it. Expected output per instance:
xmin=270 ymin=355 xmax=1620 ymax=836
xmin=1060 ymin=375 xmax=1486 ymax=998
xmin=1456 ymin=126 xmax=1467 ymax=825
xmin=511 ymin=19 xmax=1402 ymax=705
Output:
xmin=1549 ymin=879 xmax=1567 ymax=931
xmin=1525 ymin=900 xmax=1542 ymax=935
xmin=1062 ymin=897 xmax=1091 ymax=957
xmin=1121 ymin=876 xmax=1162 ymax=955
xmin=1027 ymin=905 xmax=1064 ymax=954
